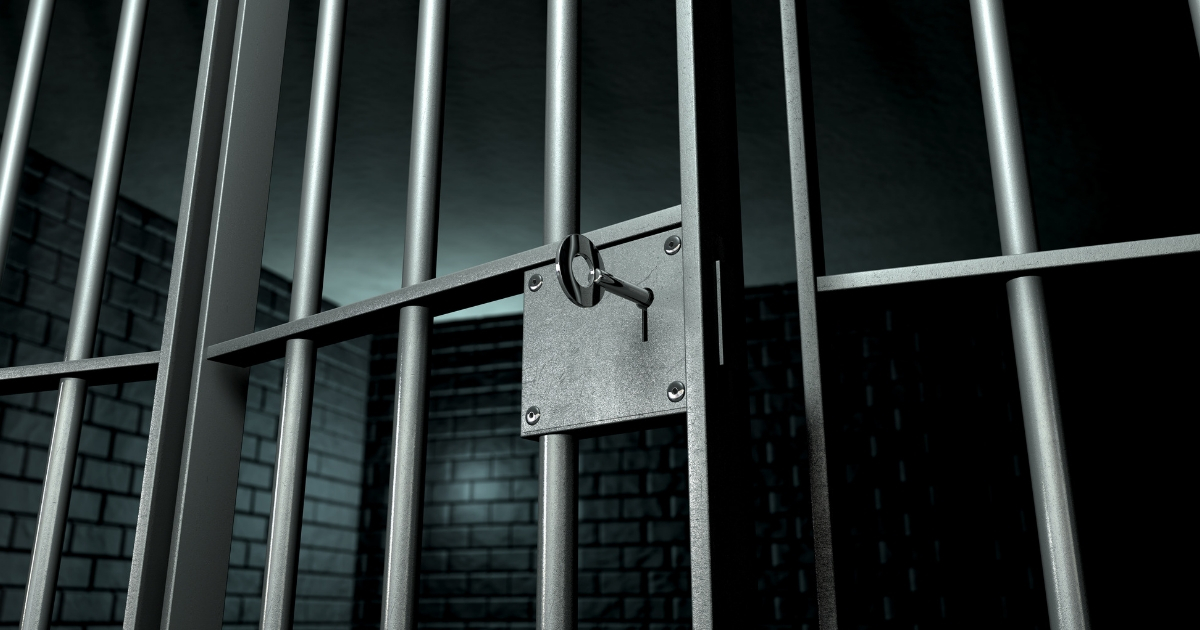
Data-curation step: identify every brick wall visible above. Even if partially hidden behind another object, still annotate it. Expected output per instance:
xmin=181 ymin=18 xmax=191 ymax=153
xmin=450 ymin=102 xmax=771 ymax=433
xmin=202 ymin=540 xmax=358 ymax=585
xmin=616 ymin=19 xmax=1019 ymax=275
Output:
xmin=0 ymin=150 xmax=371 ymax=628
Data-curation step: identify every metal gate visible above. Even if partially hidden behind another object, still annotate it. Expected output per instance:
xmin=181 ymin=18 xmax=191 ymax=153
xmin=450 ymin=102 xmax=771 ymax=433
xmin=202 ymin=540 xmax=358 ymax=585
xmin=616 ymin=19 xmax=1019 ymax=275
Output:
xmin=2 ymin=0 xmax=1198 ymax=628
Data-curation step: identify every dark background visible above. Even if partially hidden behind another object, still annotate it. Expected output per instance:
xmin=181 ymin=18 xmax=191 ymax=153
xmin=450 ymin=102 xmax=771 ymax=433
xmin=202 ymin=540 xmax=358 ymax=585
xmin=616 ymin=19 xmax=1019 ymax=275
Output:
xmin=2 ymin=0 xmax=1198 ymax=627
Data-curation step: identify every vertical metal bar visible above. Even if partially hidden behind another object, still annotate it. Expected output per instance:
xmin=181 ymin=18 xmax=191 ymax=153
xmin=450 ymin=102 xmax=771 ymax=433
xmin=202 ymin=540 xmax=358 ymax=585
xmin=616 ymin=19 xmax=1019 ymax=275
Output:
xmin=675 ymin=0 xmax=754 ymax=627
xmin=259 ymin=0 xmax=347 ymax=626
xmin=969 ymin=3 xmax=1089 ymax=630
xmin=380 ymin=0 xmax=448 ymax=627
xmin=0 ymin=0 xmax=54 ymax=282
xmin=1190 ymin=0 xmax=1200 ymax=54
xmin=20 ymin=1 xmax=148 ymax=627
xmin=159 ymin=0 xmax=291 ymax=626
xmin=537 ymin=1 xmax=580 ymax=628
xmin=123 ymin=0 xmax=240 ymax=626
xmin=779 ymin=1 xmax=837 ymax=628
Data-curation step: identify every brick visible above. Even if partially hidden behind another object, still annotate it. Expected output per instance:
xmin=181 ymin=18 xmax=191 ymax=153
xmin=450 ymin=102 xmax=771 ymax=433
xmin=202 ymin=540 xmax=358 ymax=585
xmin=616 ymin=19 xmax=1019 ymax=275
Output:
xmin=109 ymin=432 xmax=148 ymax=465
xmin=21 ymin=445 xmax=46 ymax=478
xmin=581 ymin=499 xmax=620 ymax=521
xmin=67 ymin=489 xmax=102 ymax=521
xmin=649 ymin=571 xmax=686 ymax=594
xmin=488 ymin=597 xmax=530 ymax=620
xmin=624 ymin=546 xmax=665 ymax=569
xmin=579 ymin=547 xmax=620 ymax=569
xmin=0 ymin=443 xmax=24 ymax=475
xmin=453 ymin=460 xmax=490 ymax=480
xmin=78 ymin=425 xmax=112 ymax=458
xmin=1 ymin=408 xmax=52 ymax=445
xmin=472 ymin=480 xmax=509 ymax=501
xmin=0 ymin=479 xmax=41 ymax=514
xmin=599 ymin=570 xmax=641 ymax=594
xmin=490 ymin=501 xmax=529 ymax=523
xmin=93 ymin=558 xmax=131 ymax=589
xmin=448 ymin=549 xmax=488 ymax=571
xmin=468 ymin=525 xmax=509 ymax=547
xmin=238 ymin=461 xmax=273 ymax=490
xmin=71 ymin=523 xmax=123 ymax=555
xmin=232 ymin=514 xmax=267 ymax=541
xmin=600 ymin=473 xmax=640 ymax=496
xmin=298 ymin=550 xmax=354 ymax=574
xmin=579 ymin=597 xmax=621 ymax=620
xmin=429 ymin=482 xmax=469 ymax=503
xmin=623 ymin=498 xmax=664 ymax=519
xmin=90 ymin=396 xmax=140 ymax=432
xmin=298 ymin=524 xmax=357 ymax=551
xmin=451 ymin=503 xmax=488 ymax=524
xmin=490 ymin=549 xmax=532 ymax=571
xmin=82 ymin=459 xmax=132 ymax=492
xmin=469 ymin=572 xmax=508 ymax=595
xmin=226 ymin=568 xmax=261 ymax=594
xmin=648 ymin=521 xmax=688 ymax=543
xmin=426 ymin=526 xmax=469 ymax=549
xmin=600 ymin=522 xmax=641 ymax=544
xmin=0 ymin=552 xmax=30 ymax=585
xmin=59 ymin=591 xmax=113 ymax=622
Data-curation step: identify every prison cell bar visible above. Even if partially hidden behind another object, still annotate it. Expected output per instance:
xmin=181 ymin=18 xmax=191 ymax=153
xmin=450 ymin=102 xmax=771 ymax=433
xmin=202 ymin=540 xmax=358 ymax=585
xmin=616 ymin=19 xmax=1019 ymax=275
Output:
xmin=969 ymin=1 xmax=1090 ymax=629
xmin=257 ymin=0 xmax=347 ymax=626
xmin=0 ymin=0 xmax=54 ymax=285
xmin=778 ymin=1 xmax=838 ymax=628
xmin=123 ymin=0 xmax=242 ymax=627
xmin=1191 ymin=0 xmax=1200 ymax=52
xmin=381 ymin=0 xmax=449 ymax=627
xmin=676 ymin=0 xmax=757 ymax=626
xmin=156 ymin=0 xmax=289 ymax=626
xmin=537 ymin=0 xmax=581 ymax=627
xmin=18 ymin=1 xmax=148 ymax=627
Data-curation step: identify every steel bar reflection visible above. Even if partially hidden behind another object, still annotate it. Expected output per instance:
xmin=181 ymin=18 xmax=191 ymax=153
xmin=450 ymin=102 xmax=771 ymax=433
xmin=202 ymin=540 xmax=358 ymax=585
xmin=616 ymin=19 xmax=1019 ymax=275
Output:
xmin=779 ymin=1 xmax=837 ymax=628
xmin=381 ymin=0 xmax=448 ymax=627
xmin=20 ymin=1 xmax=149 ymax=627
xmin=259 ymin=0 xmax=347 ymax=626
xmin=537 ymin=0 xmax=580 ymax=627
xmin=1190 ymin=0 xmax=1200 ymax=53
xmin=969 ymin=2 xmax=1089 ymax=629
xmin=0 ymin=0 xmax=54 ymax=286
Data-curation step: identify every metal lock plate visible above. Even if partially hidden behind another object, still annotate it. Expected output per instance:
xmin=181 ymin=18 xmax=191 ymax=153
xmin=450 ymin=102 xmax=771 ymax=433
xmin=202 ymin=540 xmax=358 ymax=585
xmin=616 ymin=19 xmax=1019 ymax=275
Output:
xmin=521 ymin=228 xmax=686 ymax=437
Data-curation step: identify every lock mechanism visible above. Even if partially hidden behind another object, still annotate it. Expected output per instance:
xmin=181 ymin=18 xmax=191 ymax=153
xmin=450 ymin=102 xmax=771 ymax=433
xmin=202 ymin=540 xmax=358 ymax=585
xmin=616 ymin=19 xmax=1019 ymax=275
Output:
xmin=521 ymin=228 xmax=686 ymax=437
xmin=556 ymin=234 xmax=654 ymax=310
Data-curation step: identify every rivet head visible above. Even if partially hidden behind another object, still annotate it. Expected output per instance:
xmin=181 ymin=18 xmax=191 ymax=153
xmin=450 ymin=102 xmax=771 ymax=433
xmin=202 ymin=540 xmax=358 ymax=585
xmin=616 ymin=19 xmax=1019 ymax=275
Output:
xmin=667 ymin=381 xmax=686 ymax=403
xmin=664 ymin=235 xmax=682 ymax=255
xmin=528 ymin=274 xmax=543 ymax=292
xmin=524 ymin=406 xmax=541 ymax=425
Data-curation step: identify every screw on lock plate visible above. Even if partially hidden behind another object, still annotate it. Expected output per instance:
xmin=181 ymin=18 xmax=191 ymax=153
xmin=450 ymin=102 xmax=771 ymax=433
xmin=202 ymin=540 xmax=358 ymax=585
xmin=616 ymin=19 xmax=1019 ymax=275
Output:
xmin=555 ymin=234 xmax=654 ymax=310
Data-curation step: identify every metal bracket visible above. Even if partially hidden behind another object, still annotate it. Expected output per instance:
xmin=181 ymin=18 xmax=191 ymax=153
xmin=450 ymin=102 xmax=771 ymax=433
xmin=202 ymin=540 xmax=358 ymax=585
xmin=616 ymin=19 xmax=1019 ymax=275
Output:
xmin=521 ymin=228 xmax=686 ymax=437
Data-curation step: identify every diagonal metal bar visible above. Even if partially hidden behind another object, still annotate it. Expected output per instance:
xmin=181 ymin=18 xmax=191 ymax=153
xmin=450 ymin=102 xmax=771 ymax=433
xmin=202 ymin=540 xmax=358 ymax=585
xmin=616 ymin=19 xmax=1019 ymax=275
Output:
xmin=780 ymin=1 xmax=837 ymax=628
xmin=21 ymin=1 xmax=149 ymax=627
xmin=381 ymin=0 xmax=449 ymax=627
xmin=260 ymin=0 xmax=347 ymax=626
xmin=970 ymin=2 xmax=1089 ymax=629
xmin=0 ymin=352 xmax=159 ymax=396
xmin=205 ymin=205 xmax=680 ymax=367
xmin=159 ymin=0 xmax=291 ymax=625
xmin=817 ymin=233 xmax=1200 ymax=293
xmin=123 ymin=0 xmax=241 ymax=627
xmin=536 ymin=1 xmax=580 ymax=628
xmin=0 ymin=0 xmax=54 ymax=286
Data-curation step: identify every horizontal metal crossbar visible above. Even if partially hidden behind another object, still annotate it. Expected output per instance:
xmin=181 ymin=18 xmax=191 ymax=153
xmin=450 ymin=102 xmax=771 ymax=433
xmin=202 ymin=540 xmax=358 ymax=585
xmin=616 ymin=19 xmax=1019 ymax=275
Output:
xmin=206 ymin=206 xmax=682 ymax=368
xmin=0 ymin=351 xmax=160 ymax=396
xmin=818 ymin=232 xmax=1200 ymax=293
